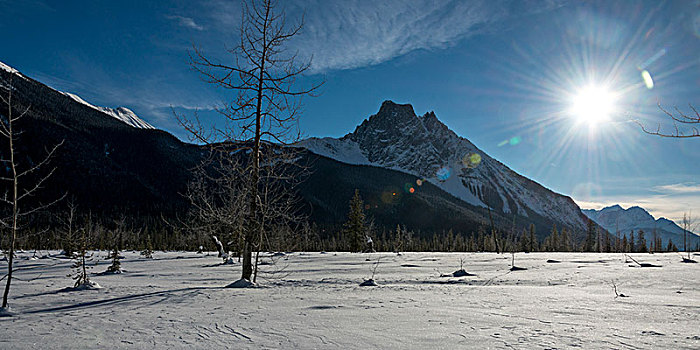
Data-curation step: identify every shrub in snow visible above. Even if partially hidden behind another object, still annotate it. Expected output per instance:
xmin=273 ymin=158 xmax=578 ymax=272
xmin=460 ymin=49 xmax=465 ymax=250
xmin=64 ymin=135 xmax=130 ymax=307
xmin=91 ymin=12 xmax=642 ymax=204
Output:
xmin=0 ymin=306 xmax=15 ymax=317
xmin=451 ymin=257 xmax=475 ymax=277
xmin=359 ymin=279 xmax=378 ymax=287
xmin=226 ymin=278 xmax=256 ymax=288
xmin=72 ymin=280 xmax=102 ymax=291
xmin=360 ymin=256 xmax=382 ymax=286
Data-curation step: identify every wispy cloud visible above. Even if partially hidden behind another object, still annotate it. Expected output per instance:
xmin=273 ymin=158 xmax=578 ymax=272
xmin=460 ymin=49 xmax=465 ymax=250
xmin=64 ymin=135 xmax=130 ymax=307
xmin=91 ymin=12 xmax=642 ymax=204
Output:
xmin=200 ymin=0 xmax=566 ymax=73
xmin=294 ymin=0 xmax=565 ymax=72
xmin=166 ymin=15 xmax=204 ymax=31
xmin=653 ymin=182 xmax=700 ymax=194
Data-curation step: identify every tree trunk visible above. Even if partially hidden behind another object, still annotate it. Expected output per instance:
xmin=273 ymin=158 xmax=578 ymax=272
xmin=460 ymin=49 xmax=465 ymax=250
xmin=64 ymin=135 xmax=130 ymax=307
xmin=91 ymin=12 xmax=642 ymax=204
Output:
xmin=2 ymin=115 xmax=17 ymax=309
xmin=240 ymin=4 xmax=269 ymax=281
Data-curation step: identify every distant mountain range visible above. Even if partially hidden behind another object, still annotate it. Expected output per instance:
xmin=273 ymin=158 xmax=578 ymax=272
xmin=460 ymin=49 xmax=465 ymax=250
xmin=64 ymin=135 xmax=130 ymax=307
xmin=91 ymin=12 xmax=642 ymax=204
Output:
xmin=1 ymin=60 xmax=596 ymax=241
xmin=583 ymin=205 xmax=700 ymax=250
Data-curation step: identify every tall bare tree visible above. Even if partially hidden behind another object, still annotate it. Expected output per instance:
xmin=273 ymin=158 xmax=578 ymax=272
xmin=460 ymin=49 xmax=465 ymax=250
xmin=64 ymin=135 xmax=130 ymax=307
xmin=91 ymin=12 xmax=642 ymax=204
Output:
xmin=0 ymin=75 xmax=62 ymax=310
xmin=178 ymin=0 xmax=321 ymax=283
xmin=637 ymin=104 xmax=699 ymax=138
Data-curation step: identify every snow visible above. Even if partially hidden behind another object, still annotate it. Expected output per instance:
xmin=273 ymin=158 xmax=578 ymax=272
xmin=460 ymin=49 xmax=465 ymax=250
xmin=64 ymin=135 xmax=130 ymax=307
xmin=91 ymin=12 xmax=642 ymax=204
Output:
xmin=61 ymin=92 xmax=155 ymax=129
xmin=1 ymin=250 xmax=699 ymax=349
xmin=0 ymin=61 xmax=18 ymax=74
xmin=296 ymin=137 xmax=373 ymax=166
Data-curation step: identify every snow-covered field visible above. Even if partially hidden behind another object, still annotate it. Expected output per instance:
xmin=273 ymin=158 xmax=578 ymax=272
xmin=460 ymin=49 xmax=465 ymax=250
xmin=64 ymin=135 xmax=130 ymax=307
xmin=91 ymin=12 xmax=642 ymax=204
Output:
xmin=1 ymin=251 xmax=698 ymax=349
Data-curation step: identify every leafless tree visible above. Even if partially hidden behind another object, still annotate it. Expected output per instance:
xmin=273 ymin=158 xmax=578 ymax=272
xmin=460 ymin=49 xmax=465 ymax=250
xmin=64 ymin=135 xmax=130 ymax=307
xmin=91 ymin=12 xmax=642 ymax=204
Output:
xmin=0 ymin=76 xmax=63 ymax=309
xmin=637 ymin=104 xmax=699 ymax=138
xmin=184 ymin=146 xmax=308 ymax=283
xmin=177 ymin=0 xmax=321 ymax=283
xmin=681 ymin=212 xmax=697 ymax=263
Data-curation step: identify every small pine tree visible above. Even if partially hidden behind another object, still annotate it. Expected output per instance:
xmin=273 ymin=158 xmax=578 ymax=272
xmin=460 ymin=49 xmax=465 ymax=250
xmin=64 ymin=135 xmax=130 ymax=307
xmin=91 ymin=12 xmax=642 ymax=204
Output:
xmin=393 ymin=224 xmax=403 ymax=253
xmin=343 ymin=189 xmax=368 ymax=252
xmin=629 ymin=230 xmax=636 ymax=253
xmin=141 ymin=235 xmax=153 ymax=259
xmin=560 ymin=227 xmax=570 ymax=252
xmin=550 ymin=224 xmax=559 ymax=252
xmin=106 ymin=243 xmax=122 ymax=273
xmin=584 ymin=219 xmax=596 ymax=252
xmin=528 ymin=224 xmax=537 ymax=252
xmin=519 ymin=228 xmax=530 ymax=252
xmin=637 ymin=229 xmax=647 ymax=253
xmin=69 ymin=229 xmax=95 ymax=288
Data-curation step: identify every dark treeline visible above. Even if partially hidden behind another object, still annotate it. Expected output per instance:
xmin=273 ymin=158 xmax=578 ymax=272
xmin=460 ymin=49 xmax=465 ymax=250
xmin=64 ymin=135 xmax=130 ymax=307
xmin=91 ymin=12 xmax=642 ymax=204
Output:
xmin=6 ymin=192 xmax=692 ymax=255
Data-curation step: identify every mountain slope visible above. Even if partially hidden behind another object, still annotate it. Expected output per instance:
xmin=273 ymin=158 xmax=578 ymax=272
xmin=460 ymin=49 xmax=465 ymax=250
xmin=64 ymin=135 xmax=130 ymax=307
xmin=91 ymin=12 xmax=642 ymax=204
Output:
xmin=1 ymin=63 xmax=591 ymax=241
xmin=299 ymin=101 xmax=589 ymax=232
xmin=0 ymin=60 xmax=200 ymax=215
xmin=583 ymin=205 xmax=700 ymax=250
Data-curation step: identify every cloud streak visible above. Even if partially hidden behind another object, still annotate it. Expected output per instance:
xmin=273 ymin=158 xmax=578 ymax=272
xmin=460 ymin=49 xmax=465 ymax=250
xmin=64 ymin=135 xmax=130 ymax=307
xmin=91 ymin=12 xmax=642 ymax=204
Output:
xmin=200 ymin=0 xmax=565 ymax=73
xmin=166 ymin=15 xmax=204 ymax=31
xmin=653 ymin=182 xmax=700 ymax=194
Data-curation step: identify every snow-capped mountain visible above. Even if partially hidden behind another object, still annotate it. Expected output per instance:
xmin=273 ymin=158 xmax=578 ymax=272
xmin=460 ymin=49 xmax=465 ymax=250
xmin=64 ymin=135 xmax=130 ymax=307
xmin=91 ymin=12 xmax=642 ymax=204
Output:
xmin=299 ymin=100 xmax=588 ymax=231
xmin=0 ymin=60 xmax=153 ymax=129
xmin=583 ymin=205 xmax=700 ymax=250
xmin=61 ymin=92 xmax=154 ymax=129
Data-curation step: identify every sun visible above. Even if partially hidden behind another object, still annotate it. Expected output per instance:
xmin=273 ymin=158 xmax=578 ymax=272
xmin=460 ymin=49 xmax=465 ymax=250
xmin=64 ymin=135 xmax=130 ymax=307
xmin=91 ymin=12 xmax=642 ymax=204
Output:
xmin=570 ymin=85 xmax=617 ymax=125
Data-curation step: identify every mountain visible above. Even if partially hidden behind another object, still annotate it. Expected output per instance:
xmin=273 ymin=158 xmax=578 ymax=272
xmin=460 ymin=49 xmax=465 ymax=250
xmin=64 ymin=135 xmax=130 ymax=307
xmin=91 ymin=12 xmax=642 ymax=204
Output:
xmin=1 ymin=61 xmax=153 ymax=130
xmin=1 ymin=61 xmax=590 ymax=242
xmin=0 ymin=60 xmax=201 ymax=216
xmin=583 ymin=205 xmax=700 ymax=250
xmin=299 ymin=101 xmax=589 ymax=232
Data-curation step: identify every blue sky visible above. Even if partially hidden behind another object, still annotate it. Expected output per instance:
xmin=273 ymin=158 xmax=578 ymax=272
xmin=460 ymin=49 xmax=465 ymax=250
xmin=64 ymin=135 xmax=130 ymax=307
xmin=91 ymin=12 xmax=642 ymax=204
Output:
xmin=1 ymin=0 xmax=699 ymax=224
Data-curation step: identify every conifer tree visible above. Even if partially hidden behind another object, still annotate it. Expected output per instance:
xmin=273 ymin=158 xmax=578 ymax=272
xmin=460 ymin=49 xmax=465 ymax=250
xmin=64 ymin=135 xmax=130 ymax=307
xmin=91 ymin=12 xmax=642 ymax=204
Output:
xmin=560 ymin=227 xmax=570 ymax=252
xmin=528 ymin=224 xmax=537 ymax=252
xmin=519 ymin=228 xmax=529 ymax=252
xmin=584 ymin=219 xmax=596 ymax=252
xmin=70 ymin=228 xmax=96 ymax=289
xmin=141 ymin=235 xmax=153 ymax=259
xmin=106 ymin=243 xmax=122 ymax=274
xmin=637 ymin=229 xmax=647 ymax=253
xmin=343 ymin=190 xmax=367 ymax=252
xmin=603 ymin=231 xmax=611 ymax=252
xmin=550 ymin=224 xmax=559 ymax=252
xmin=629 ymin=230 xmax=636 ymax=253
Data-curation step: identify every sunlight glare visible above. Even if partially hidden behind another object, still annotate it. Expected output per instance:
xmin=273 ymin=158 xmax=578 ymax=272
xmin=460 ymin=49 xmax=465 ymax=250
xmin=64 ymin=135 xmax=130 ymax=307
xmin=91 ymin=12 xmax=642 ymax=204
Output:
xmin=570 ymin=85 xmax=616 ymax=125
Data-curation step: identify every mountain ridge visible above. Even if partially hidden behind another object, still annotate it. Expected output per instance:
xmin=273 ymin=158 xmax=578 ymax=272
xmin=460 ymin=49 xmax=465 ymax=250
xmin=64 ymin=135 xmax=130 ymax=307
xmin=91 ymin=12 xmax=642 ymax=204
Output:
xmin=299 ymin=100 xmax=589 ymax=232
xmin=583 ymin=205 xmax=700 ymax=250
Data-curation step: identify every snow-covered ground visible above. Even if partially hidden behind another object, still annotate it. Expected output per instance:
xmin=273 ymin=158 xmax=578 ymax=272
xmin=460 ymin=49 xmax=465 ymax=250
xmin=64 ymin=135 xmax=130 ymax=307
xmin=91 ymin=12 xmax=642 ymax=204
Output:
xmin=1 ymin=251 xmax=698 ymax=349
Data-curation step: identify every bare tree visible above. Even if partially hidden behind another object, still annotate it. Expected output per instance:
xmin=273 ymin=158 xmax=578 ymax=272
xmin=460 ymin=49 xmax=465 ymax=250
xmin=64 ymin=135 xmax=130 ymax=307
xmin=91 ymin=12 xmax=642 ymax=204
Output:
xmin=185 ymin=146 xmax=307 ymax=283
xmin=680 ymin=212 xmax=697 ymax=263
xmin=637 ymin=104 xmax=699 ymax=138
xmin=177 ymin=0 xmax=321 ymax=283
xmin=0 ymin=75 xmax=63 ymax=310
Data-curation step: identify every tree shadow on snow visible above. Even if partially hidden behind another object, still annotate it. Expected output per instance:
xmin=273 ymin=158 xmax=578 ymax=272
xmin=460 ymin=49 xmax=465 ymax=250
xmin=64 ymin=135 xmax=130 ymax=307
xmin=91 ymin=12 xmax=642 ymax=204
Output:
xmin=22 ymin=286 xmax=221 ymax=315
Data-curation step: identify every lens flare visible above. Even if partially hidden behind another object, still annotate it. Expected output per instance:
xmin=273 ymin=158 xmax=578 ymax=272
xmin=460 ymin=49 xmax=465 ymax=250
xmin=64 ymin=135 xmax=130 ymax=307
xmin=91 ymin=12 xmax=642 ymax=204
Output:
xmin=462 ymin=153 xmax=482 ymax=169
xmin=436 ymin=166 xmax=452 ymax=180
xmin=416 ymin=179 xmax=423 ymax=186
xmin=409 ymin=187 xmax=415 ymax=193
xmin=641 ymin=70 xmax=654 ymax=89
